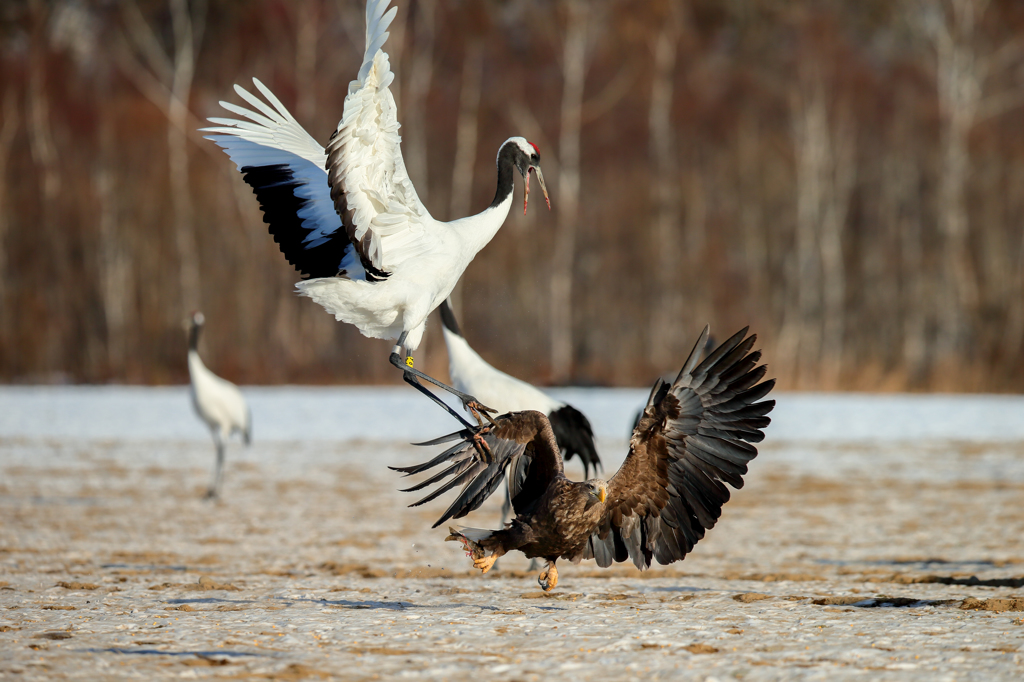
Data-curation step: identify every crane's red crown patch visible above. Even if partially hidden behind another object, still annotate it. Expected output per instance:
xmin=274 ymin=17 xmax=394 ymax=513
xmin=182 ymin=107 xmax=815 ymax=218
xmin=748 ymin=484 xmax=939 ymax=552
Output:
xmin=529 ymin=141 xmax=539 ymax=155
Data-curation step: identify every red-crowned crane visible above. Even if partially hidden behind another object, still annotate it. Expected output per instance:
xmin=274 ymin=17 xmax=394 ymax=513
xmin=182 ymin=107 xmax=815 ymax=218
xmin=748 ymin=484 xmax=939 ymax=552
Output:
xmin=187 ymin=312 xmax=251 ymax=499
xmin=202 ymin=0 xmax=548 ymax=427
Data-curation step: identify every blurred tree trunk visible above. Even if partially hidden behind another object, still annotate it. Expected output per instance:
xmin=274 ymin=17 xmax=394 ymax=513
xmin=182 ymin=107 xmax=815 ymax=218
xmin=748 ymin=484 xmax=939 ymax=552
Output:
xmin=295 ymin=0 xmax=320 ymax=123
xmin=1000 ymin=160 xmax=1024 ymax=367
xmin=404 ymin=0 xmax=435 ymax=203
xmin=95 ymin=95 xmax=132 ymax=375
xmin=882 ymin=97 xmax=928 ymax=383
xmin=28 ymin=0 xmax=65 ymax=373
xmin=551 ymin=0 xmax=588 ymax=383
xmin=118 ymin=0 xmax=206 ymax=324
xmin=0 ymin=93 xmax=18 ymax=352
xmin=781 ymin=76 xmax=825 ymax=386
xmin=785 ymin=68 xmax=855 ymax=387
xmin=819 ymin=103 xmax=855 ymax=387
xmin=735 ymin=112 xmax=768 ymax=319
xmin=647 ymin=3 xmax=682 ymax=369
xmin=933 ymin=1 xmax=982 ymax=360
xmin=448 ymin=39 xmax=484 ymax=318
xmin=906 ymin=0 xmax=1024 ymax=376
xmin=167 ymin=0 xmax=203 ymax=317
xmin=907 ymin=0 xmax=986 ymax=363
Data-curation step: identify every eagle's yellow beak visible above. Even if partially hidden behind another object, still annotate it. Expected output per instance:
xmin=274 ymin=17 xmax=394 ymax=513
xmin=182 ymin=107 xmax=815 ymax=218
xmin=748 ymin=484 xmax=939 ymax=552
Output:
xmin=598 ymin=485 xmax=606 ymax=504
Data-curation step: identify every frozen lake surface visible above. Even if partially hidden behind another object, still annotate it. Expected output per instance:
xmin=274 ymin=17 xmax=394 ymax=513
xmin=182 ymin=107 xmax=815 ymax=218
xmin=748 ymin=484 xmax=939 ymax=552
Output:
xmin=4 ymin=385 xmax=1024 ymax=443
xmin=1 ymin=387 xmax=1023 ymax=680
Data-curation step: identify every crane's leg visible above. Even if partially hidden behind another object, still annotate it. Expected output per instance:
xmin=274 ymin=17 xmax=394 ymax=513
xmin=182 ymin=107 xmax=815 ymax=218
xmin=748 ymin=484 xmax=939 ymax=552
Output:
xmin=205 ymin=435 xmax=224 ymax=500
xmin=389 ymin=333 xmax=497 ymax=426
xmin=402 ymin=371 xmax=475 ymax=430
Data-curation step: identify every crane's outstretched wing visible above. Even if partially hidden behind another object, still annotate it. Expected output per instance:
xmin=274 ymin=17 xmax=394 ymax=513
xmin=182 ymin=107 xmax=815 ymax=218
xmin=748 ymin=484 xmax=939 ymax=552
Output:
xmin=326 ymin=0 xmax=431 ymax=278
xmin=580 ymin=326 xmax=775 ymax=570
xmin=391 ymin=411 xmax=563 ymax=528
xmin=202 ymin=79 xmax=366 ymax=281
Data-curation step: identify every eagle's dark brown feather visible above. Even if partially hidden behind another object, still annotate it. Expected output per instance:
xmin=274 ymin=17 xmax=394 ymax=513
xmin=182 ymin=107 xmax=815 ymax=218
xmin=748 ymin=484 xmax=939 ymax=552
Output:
xmin=392 ymin=325 xmax=775 ymax=588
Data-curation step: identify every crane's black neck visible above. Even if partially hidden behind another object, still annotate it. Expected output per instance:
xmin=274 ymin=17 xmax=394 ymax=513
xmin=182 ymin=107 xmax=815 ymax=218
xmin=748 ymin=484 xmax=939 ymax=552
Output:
xmin=439 ymin=299 xmax=463 ymax=338
xmin=489 ymin=143 xmax=523 ymax=210
xmin=189 ymin=322 xmax=202 ymax=352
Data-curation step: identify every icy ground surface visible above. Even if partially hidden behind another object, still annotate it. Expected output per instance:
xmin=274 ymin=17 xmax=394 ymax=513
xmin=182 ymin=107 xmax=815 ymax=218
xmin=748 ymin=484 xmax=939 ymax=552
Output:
xmin=1 ymin=387 xmax=1023 ymax=680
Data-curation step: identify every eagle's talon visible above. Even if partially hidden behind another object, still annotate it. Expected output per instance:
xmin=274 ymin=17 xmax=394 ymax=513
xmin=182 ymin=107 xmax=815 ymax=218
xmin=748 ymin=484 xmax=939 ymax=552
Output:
xmin=473 ymin=555 xmax=496 ymax=574
xmin=537 ymin=562 xmax=558 ymax=592
xmin=464 ymin=399 xmax=498 ymax=428
xmin=470 ymin=432 xmax=493 ymax=460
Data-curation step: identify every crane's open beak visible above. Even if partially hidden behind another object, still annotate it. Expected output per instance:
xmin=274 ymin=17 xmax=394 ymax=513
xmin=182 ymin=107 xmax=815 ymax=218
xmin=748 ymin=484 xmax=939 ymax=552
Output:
xmin=524 ymin=165 xmax=551 ymax=215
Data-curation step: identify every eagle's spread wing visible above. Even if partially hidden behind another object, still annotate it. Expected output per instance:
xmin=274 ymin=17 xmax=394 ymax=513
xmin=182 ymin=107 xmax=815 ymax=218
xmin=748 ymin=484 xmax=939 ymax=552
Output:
xmin=391 ymin=411 xmax=562 ymax=528
xmin=325 ymin=0 xmax=431 ymax=279
xmin=202 ymin=79 xmax=366 ymax=281
xmin=582 ymin=326 xmax=775 ymax=570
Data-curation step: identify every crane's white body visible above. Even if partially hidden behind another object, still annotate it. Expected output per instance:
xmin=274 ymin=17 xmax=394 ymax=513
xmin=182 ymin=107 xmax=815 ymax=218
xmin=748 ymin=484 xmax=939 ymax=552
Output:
xmin=188 ymin=351 xmax=250 ymax=444
xmin=187 ymin=316 xmax=250 ymax=499
xmin=442 ymin=326 xmax=563 ymax=415
xmin=203 ymin=0 xmax=520 ymax=353
xmin=298 ymin=206 xmax=512 ymax=351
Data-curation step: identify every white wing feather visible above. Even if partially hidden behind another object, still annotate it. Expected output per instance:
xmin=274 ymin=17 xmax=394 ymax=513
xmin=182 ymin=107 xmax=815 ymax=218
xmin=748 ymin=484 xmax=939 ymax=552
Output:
xmin=202 ymin=81 xmax=347 ymax=255
xmin=326 ymin=0 xmax=431 ymax=274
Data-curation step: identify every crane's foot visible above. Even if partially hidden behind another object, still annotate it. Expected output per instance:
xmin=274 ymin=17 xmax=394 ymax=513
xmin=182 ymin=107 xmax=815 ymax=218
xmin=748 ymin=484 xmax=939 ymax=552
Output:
xmin=538 ymin=561 xmax=558 ymax=592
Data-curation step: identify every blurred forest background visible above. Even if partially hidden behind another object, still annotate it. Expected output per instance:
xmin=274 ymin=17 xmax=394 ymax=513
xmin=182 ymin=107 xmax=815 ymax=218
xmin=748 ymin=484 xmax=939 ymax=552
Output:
xmin=2 ymin=0 xmax=1024 ymax=391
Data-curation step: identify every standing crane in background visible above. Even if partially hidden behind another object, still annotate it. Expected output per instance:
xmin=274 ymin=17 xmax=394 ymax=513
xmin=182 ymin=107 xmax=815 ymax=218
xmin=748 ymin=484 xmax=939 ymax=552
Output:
xmin=440 ymin=299 xmax=601 ymax=481
xmin=187 ymin=312 xmax=251 ymax=499
xmin=202 ymin=0 xmax=549 ymax=427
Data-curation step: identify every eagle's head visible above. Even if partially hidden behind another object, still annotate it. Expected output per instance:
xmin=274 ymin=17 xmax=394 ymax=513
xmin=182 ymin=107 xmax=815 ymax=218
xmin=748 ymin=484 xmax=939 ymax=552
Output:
xmin=584 ymin=479 xmax=607 ymax=508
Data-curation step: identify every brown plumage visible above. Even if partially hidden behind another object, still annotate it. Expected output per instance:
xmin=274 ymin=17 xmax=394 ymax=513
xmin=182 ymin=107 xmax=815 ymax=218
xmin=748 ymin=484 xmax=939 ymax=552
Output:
xmin=391 ymin=326 xmax=775 ymax=591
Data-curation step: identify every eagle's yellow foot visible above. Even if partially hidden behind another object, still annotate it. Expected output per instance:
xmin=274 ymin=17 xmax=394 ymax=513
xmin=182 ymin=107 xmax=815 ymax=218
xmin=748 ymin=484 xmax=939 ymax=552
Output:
xmin=470 ymin=431 xmax=492 ymax=460
xmin=465 ymin=400 xmax=498 ymax=427
xmin=538 ymin=561 xmax=558 ymax=592
xmin=473 ymin=555 xmax=497 ymax=573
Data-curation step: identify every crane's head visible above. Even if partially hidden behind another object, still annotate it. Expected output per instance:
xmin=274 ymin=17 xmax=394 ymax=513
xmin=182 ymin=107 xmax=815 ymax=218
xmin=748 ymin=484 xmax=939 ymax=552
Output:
xmin=502 ymin=137 xmax=550 ymax=214
xmin=190 ymin=311 xmax=205 ymax=328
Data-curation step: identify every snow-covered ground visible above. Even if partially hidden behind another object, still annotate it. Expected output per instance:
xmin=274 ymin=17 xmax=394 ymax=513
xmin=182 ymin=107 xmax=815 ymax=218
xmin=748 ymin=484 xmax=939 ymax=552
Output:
xmin=1 ymin=386 xmax=1023 ymax=680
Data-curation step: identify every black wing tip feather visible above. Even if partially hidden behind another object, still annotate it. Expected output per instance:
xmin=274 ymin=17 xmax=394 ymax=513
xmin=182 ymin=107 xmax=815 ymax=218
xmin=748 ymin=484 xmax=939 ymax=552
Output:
xmin=547 ymin=404 xmax=602 ymax=474
xmin=392 ymin=422 xmax=530 ymax=529
xmin=239 ymin=164 xmax=351 ymax=280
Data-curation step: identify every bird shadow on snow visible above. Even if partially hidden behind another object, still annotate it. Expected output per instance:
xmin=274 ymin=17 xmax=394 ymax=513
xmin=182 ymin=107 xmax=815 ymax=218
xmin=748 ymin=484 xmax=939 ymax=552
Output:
xmin=643 ymin=585 xmax=713 ymax=593
xmin=165 ymin=597 xmax=255 ymax=605
xmin=275 ymin=596 xmax=417 ymax=611
xmin=279 ymin=596 xmax=562 ymax=612
xmin=102 ymin=563 xmax=188 ymax=572
xmin=813 ymin=596 xmax=958 ymax=608
xmin=81 ymin=648 xmax=266 ymax=658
